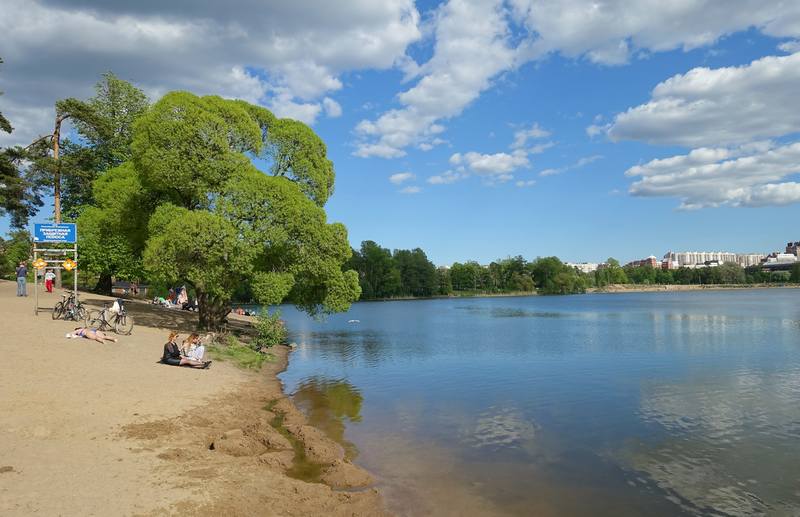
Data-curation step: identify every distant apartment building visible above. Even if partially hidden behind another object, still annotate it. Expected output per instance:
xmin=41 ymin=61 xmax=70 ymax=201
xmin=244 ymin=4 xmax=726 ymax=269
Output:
xmin=625 ymin=256 xmax=659 ymax=268
xmin=566 ymin=262 xmax=601 ymax=273
xmin=663 ymin=251 xmax=766 ymax=269
xmin=786 ymin=241 xmax=800 ymax=257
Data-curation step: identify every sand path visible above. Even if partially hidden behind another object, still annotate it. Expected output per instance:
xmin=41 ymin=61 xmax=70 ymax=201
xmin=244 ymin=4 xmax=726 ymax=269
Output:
xmin=0 ymin=280 xmax=247 ymax=515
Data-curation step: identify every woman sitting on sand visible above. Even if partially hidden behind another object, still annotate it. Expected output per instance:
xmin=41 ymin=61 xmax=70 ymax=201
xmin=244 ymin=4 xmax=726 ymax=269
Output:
xmin=66 ymin=327 xmax=117 ymax=344
xmin=162 ymin=332 xmax=210 ymax=369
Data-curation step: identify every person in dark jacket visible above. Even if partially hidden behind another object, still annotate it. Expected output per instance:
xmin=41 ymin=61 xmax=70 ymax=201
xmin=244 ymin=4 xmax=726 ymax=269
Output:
xmin=161 ymin=332 xmax=210 ymax=368
xmin=16 ymin=261 xmax=27 ymax=296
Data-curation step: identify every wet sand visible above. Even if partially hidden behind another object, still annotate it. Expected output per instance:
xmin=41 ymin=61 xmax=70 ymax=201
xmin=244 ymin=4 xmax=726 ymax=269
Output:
xmin=0 ymin=280 xmax=385 ymax=516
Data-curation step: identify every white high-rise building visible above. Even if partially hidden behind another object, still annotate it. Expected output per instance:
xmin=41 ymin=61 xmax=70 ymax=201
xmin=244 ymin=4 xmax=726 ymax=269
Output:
xmin=663 ymin=251 xmax=766 ymax=268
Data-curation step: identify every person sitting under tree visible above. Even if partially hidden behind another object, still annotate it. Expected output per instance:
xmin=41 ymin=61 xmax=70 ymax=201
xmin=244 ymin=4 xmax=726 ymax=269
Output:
xmin=161 ymin=332 xmax=210 ymax=369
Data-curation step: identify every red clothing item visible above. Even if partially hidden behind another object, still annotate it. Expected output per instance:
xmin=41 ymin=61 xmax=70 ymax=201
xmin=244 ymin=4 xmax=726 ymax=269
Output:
xmin=45 ymin=279 xmax=53 ymax=292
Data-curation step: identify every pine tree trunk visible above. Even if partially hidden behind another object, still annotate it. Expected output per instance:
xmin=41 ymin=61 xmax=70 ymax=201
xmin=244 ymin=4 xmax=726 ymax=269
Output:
xmin=197 ymin=291 xmax=230 ymax=331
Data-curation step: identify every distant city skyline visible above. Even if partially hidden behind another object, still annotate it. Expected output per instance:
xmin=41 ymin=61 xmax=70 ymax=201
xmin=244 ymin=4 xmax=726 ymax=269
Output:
xmin=2 ymin=1 xmax=800 ymax=266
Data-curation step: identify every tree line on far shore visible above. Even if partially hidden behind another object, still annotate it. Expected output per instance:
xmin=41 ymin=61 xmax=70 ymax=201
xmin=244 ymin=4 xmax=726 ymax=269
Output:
xmin=344 ymin=240 xmax=800 ymax=300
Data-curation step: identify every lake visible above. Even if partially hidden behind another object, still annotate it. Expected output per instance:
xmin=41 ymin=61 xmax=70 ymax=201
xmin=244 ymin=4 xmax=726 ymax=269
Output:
xmin=274 ymin=289 xmax=800 ymax=516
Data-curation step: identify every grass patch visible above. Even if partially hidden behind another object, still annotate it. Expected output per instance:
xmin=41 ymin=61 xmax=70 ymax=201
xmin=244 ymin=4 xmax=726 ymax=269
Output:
xmin=208 ymin=336 xmax=275 ymax=370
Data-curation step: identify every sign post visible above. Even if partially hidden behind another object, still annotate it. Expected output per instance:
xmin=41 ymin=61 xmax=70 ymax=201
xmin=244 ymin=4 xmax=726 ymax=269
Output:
xmin=32 ymin=223 xmax=78 ymax=315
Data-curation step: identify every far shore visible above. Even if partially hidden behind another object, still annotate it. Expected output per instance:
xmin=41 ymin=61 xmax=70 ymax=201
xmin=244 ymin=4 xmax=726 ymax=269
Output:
xmin=590 ymin=283 xmax=800 ymax=294
xmin=0 ymin=280 xmax=387 ymax=516
xmin=324 ymin=283 xmax=800 ymax=305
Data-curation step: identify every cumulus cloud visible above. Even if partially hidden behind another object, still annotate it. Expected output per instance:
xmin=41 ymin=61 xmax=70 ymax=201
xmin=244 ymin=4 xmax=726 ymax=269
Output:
xmin=511 ymin=123 xmax=550 ymax=149
xmin=607 ymin=52 xmax=800 ymax=147
xmin=322 ymin=97 xmax=342 ymax=118
xmin=451 ymin=150 xmax=530 ymax=175
xmin=389 ymin=172 xmax=415 ymax=184
xmin=0 ymin=0 xmax=421 ymax=145
xmin=354 ymin=0 xmax=518 ymax=158
xmin=427 ymin=170 xmax=469 ymax=185
xmin=607 ymin=51 xmax=800 ymax=209
xmin=399 ymin=185 xmax=421 ymax=194
xmin=353 ymin=0 xmax=800 ymax=159
xmin=515 ymin=179 xmax=536 ymax=188
xmin=779 ymin=40 xmax=800 ymax=53
xmin=627 ymin=142 xmax=800 ymax=209
xmin=510 ymin=0 xmax=800 ymax=65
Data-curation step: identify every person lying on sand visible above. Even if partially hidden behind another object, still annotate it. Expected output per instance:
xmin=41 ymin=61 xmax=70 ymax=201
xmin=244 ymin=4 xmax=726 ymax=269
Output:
xmin=66 ymin=327 xmax=118 ymax=344
xmin=162 ymin=332 xmax=210 ymax=369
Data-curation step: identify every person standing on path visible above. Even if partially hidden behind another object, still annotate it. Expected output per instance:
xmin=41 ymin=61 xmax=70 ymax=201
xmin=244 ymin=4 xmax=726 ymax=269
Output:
xmin=16 ymin=261 xmax=28 ymax=297
xmin=44 ymin=269 xmax=56 ymax=293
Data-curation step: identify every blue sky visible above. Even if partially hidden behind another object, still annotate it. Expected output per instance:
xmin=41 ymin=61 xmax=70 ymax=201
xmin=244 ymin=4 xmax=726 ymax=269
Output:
xmin=2 ymin=1 xmax=800 ymax=265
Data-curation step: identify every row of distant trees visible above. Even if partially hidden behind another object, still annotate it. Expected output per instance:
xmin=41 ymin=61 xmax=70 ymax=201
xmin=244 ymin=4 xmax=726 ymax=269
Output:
xmin=344 ymin=241 xmax=800 ymax=300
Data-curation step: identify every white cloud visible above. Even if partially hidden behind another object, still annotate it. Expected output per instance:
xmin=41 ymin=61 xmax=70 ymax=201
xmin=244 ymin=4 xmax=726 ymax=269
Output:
xmin=779 ymin=40 xmax=800 ymax=53
xmin=607 ymin=52 xmax=800 ymax=147
xmin=0 ymin=0 xmax=421 ymax=145
xmin=453 ymin=149 xmax=530 ymax=176
xmin=354 ymin=0 xmax=519 ymax=157
xmin=510 ymin=0 xmax=800 ymax=65
xmin=538 ymin=155 xmax=603 ymax=177
xmin=428 ymin=170 xmax=469 ymax=185
xmin=399 ymin=185 xmax=421 ymax=194
xmin=389 ymin=172 xmax=415 ymax=184
xmin=515 ymin=179 xmax=536 ymax=188
xmin=627 ymin=141 xmax=800 ymax=209
xmin=322 ymin=97 xmax=342 ymax=118
xmin=608 ymin=51 xmax=800 ymax=210
xmin=511 ymin=123 xmax=550 ymax=149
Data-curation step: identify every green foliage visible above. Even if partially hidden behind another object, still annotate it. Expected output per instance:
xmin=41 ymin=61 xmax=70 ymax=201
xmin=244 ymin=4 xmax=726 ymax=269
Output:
xmin=0 ymin=57 xmax=10 ymax=135
xmin=208 ymin=335 xmax=274 ymax=370
xmin=77 ymin=162 xmax=149 ymax=283
xmin=253 ymin=311 xmax=288 ymax=349
xmin=126 ymin=91 xmax=358 ymax=328
xmin=264 ymin=118 xmax=335 ymax=206
xmin=394 ymin=248 xmax=437 ymax=297
xmin=530 ymin=256 xmax=586 ymax=294
xmin=0 ymin=230 xmax=31 ymax=278
xmin=132 ymin=91 xmax=257 ymax=209
xmin=790 ymin=263 xmax=800 ymax=283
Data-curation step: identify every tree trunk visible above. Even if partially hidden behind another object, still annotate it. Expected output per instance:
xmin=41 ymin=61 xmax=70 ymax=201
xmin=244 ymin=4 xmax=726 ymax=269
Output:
xmin=197 ymin=291 xmax=230 ymax=331
xmin=53 ymin=115 xmax=63 ymax=289
xmin=94 ymin=272 xmax=113 ymax=295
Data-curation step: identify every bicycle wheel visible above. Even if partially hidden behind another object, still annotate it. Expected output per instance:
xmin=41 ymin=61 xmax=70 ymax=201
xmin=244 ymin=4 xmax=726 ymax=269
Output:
xmin=88 ymin=310 xmax=104 ymax=329
xmin=75 ymin=305 xmax=89 ymax=325
xmin=114 ymin=313 xmax=134 ymax=335
xmin=52 ymin=301 xmax=64 ymax=320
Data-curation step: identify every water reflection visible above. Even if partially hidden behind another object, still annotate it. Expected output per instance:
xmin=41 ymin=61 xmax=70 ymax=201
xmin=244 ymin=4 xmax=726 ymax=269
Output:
xmin=291 ymin=377 xmax=363 ymax=459
xmin=279 ymin=289 xmax=800 ymax=515
xmin=622 ymin=367 xmax=800 ymax=516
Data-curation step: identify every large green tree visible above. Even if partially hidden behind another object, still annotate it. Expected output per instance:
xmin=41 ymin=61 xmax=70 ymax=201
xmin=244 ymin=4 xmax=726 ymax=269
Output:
xmin=112 ymin=91 xmax=358 ymax=329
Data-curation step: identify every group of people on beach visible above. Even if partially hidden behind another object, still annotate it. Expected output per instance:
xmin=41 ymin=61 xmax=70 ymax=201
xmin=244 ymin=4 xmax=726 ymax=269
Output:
xmin=161 ymin=331 xmax=212 ymax=369
xmin=151 ymin=285 xmax=198 ymax=311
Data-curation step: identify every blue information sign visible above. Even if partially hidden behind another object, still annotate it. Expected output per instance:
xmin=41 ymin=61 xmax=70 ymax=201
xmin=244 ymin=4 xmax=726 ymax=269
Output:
xmin=33 ymin=223 xmax=77 ymax=243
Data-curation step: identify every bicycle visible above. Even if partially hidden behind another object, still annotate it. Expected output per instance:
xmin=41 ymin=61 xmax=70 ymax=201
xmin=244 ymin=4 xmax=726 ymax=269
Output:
xmin=52 ymin=292 xmax=88 ymax=324
xmin=88 ymin=300 xmax=134 ymax=335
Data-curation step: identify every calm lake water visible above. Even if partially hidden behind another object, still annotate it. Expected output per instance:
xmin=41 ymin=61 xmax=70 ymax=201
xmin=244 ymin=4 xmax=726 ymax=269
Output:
xmin=274 ymin=289 xmax=800 ymax=516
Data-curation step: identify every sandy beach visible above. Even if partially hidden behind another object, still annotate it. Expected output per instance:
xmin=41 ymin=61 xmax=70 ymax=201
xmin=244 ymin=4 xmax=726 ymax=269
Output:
xmin=0 ymin=280 xmax=385 ymax=516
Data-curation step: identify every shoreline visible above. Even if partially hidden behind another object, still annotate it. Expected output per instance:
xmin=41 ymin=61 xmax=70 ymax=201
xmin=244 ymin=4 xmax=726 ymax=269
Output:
xmin=0 ymin=280 xmax=387 ymax=516
xmin=589 ymin=283 xmax=800 ymax=293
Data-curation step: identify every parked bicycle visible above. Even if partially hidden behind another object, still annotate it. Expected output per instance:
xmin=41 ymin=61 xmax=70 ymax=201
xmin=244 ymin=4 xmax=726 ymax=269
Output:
xmin=52 ymin=292 xmax=88 ymax=323
xmin=88 ymin=299 xmax=134 ymax=335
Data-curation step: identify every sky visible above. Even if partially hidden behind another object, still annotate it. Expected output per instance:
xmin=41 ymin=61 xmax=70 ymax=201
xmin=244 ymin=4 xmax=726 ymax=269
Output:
xmin=2 ymin=0 xmax=800 ymax=265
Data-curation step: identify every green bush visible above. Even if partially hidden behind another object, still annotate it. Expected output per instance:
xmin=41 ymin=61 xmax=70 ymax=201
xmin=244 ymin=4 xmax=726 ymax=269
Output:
xmin=253 ymin=310 xmax=288 ymax=350
xmin=208 ymin=334 xmax=274 ymax=370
